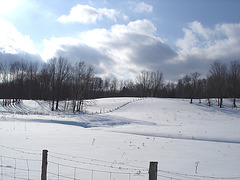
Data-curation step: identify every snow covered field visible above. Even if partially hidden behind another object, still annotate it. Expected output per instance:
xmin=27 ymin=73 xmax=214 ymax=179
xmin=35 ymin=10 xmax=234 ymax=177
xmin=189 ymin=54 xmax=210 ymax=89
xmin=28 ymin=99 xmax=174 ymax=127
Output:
xmin=0 ymin=98 xmax=240 ymax=180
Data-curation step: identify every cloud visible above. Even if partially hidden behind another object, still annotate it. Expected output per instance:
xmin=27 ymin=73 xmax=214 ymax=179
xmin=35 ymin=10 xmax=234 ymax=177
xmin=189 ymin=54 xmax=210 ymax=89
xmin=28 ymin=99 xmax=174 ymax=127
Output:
xmin=42 ymin=37 xmax=80 ymax=61
xmin=79 ymin=19 xmax=176 ymax=78
xmin=0 ymin=18 xmax=39 ymax=55
xmin=0 ymin=52 xmax=42 ymax=64
xmin=0 ymin=18 xmax=42 ymax=63
xmin=56 ymin=44 xmax=113 ymax=75
xmin=58 ymin=4 xmax=122 ymax=23
xmin=170 ymin=21 xmax=240 ymax=80
xmin=176 ymin=21 xmax=240 ymax=61
xmin=42 ymin=36 xmax=114 ymax=76
xmin=43 ymin=19 xmax=176 ymax=79
xmin=42 ymin=20 xmax=240 ymax=81
xmin=132 ymin=2 xmax=153 ymax=13
xmin=0 ymin=0 xmax=19 ymax=14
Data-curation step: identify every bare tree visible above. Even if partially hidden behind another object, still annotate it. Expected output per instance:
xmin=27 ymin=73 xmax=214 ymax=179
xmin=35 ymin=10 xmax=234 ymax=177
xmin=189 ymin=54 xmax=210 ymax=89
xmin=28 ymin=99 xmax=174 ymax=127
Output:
xmin=150 ymin=70 xmax=164 ymax=97
xmin=228 ymin=60 xmax=240 ymax=107
xmin=190 ymin=72 xmax=201 ymax=103
xmin=182 ymin=74 xmax=191 ymax=98
xmin=136 ymin=70 xmax=164 ymax=97
xmin=208 ymin=60 xmax=228 ymax=108
xmin=55 ymin=57 xmax=71 ymax=110
xmin=0 ymin=62 xmax=10 ymax=101
xmin=27 ymin=61 xmax=39 ymax=99
xmin=165 ymin=81 xmax=176 ymax=97
xmin=121 ymin=79 xmax=135 ymax=96
xmin=0 ymin=62 xmax=3 ymax=82
xmin=104 ymin=77 xmax=110 ymax=91
xmin=110 ymin=77 xmax=118 ymax=93
xmin=1 ymin=62 xmax=9 ymax=84
xmin=10 ymin=61 xmax=20 ymax=82
xmin=103 ymin=77 xmax=110 ymax=97
xmin=39 ymin=63 xmax=51 ymax=100
xmin=136 ymin=71 xmax=146 ymax=96
xmin=72 ymin=61 xmax=94 ymax=112
xmin=136 ymin=70 xmax=151 ymax=96
xmin=47 ymin=58 xmax=57 ymax=111
xmin=176 ymin=79 xmax=184 ymax=98
xmin=197 ymin=78 xmax=207 ymax=103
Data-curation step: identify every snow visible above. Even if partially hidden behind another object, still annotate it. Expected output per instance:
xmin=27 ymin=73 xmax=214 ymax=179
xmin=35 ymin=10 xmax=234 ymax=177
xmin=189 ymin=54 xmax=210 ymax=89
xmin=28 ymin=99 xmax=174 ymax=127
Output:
xmin=0 ymin=97 xmax=240 ymax=180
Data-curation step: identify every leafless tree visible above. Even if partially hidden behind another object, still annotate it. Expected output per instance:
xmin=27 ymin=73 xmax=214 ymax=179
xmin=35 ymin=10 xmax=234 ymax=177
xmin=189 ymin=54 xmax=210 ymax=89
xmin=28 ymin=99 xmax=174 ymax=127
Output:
xmin=38 ymin=63 xmax=51 ymax=100
xmin=136 ymin=70 xmax=164 ymax=97
xmin=110 ymin=77 xmax=118 ymax=93
xmin=27 ymin=61 xmax=39 ymax=99
xmin=104 ymin=77 xmax=110 ymax=91
xmin=190 ymin=72 xmax=201 ymax=103
xmin=182 ymin=74 xmax=191 ymax=98
xmin=136 ymin=70 xmax=152 ymax=96
xmin=150 ymin=70 xmax=164 ymax=97
xmin=47 ymin=58 xmax=57 ymax=111
xmin=165 ymin=81 xmax=176 ymax=97
xmin=72 ymin=61 xmax=94 ymax=112
xmin=1 ymin=62 xmax=9 ymax=84
xmin=0 ymin=62 xmax=3 ymax=82
xmin=208 ymin=60 xmax=228 ymax=108
xmin=55 ymin=57 xmax=71 ymax=110
xmin=228 ymin=60 xmax=240 ymax=107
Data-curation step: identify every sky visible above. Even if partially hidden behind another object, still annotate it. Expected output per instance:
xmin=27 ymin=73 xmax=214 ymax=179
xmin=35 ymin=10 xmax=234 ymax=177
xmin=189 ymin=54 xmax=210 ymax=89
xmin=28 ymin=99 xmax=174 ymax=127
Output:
xmin=0 ymin=0 xmax=240 ymax=81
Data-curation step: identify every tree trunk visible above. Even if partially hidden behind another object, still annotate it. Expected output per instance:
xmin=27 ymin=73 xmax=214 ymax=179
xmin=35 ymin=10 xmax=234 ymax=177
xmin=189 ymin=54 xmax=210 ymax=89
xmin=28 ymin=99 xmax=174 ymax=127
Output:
xmin=208 ymin=98 xmax=211 ymax=106
xmin=72 ymin=99 xmax=76 ymax=113
xmin=190 ymin=98 xmax=193 ymax=104
xmin=77 ymin=100 xmax=81 ymax=112
xmin=56 ymin=100 xmax=59 ymax=110
xmin=51 ymin=100 xmax=55 ymax=111
xmin=233 ymin=98 xmax=237 ymax=108
xmin=220 ymin=98 xmax=223 ymax=108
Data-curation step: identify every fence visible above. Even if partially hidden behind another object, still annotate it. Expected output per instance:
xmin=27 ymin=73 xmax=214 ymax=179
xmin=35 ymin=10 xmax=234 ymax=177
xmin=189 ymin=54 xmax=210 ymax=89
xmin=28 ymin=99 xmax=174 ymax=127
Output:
xmin=43 ymin=149 xmax=154 ymax=180
xmin=1 ymin=145 xmax=240 ymax=180
xmin=83 ymin=98 xmax=145 ymax=115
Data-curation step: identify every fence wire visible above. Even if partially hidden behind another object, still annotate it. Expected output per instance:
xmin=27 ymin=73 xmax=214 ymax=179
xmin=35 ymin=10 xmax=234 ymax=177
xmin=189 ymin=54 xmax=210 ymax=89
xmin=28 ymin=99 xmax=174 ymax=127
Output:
xmin=0 ymin=156 xmax=41 ymax=180
xmin=0 ymin=145 xmax=42 ymax=180
xmin=47 ymin=155 xmax=148 ymax=180
xmin=1 ymin=145 xmax=240 ymax=180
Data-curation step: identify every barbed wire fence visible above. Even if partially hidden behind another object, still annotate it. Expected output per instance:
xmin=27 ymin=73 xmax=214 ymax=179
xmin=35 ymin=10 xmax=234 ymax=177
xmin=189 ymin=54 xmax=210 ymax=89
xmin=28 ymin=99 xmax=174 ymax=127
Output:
xmin=45 ymin=149 xmax=150 ymax=180
xmin=1 ymin=145 xmax=240 ymax=180
xmin=83 ymin=98 xmax=145 ymax=115
xmin=0 ymin=145 xmax=42 ymax=180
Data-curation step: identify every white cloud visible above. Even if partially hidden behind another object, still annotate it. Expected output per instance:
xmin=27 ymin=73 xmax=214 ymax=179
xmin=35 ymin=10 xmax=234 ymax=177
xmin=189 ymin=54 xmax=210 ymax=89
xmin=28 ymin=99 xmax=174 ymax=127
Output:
xmin=41 ymin=20 xmax=240 ymax=81
xmin=0 ymin=0 xmax=19 ymax=14
xmin=176 ymin=21 xmax=240 ymax=61
xmin=79 ymin=19 xmax=175 ymax=78
xmin=42 ymin=36 xmax=113 ymax=76
xmin=0 ymin=18 xmax=39 ymax=55
xmin=189 ymin=21 xmax=212 ymax=40
xmin=112 ymin=19 xmax=156 ymax=36
xmin=58 ymin=4 xmax=122 ymax=23
xmin=43 ymin=19 xmax=176 ymax=79
xmin=42 ymin=37 xmax=81 ymax=61
xmin=166 ymin=21 xmax=240 ymax=80
xmin=133 ymin=2 xmax=153 ymax=13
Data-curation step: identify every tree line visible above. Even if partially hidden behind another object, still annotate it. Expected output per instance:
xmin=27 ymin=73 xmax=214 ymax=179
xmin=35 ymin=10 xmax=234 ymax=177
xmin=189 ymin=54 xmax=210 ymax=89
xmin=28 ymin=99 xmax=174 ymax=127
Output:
xmin=0 ymin=57 xmax=239 ymax=111
xmin=173 ymin=60 xmax=240 ymax=108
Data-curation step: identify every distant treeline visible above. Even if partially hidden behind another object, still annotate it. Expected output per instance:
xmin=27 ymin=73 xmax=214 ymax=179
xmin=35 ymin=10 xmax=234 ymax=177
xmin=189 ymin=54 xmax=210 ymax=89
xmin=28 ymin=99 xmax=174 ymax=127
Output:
xmin=0 ymin=57 xmax=239 ymax=111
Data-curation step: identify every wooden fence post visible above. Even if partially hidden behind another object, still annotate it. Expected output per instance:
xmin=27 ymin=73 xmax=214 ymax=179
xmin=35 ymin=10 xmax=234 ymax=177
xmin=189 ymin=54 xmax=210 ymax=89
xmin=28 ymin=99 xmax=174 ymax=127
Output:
xmin=149 ymin=161 xmax=158 ymax=180
xmin=41 ymin=150 xmax=48 ymax=180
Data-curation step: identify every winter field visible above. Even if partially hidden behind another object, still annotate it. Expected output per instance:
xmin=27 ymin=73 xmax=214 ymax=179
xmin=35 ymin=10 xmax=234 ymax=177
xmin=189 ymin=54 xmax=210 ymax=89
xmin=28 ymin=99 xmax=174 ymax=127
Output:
xmin=0 ymin=97 xmax=240 ymax=180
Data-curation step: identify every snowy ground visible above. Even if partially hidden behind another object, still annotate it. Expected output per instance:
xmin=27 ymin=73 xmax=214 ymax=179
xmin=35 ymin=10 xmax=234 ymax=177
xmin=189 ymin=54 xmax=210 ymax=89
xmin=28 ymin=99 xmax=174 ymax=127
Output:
xmin=0 ymin=98 xmax=240 ymax=180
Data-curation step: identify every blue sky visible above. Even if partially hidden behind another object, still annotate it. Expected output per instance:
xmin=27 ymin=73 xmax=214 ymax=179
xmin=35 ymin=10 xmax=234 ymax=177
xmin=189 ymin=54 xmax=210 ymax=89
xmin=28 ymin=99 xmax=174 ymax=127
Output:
xmin=0 ymin=0 xmax=240 ymax=81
